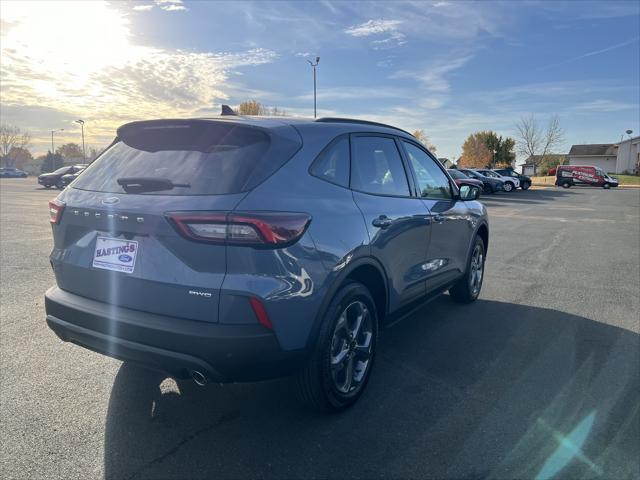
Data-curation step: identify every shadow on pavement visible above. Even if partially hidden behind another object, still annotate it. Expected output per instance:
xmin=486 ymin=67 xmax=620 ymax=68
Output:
xmin=480 ymin=188 xmax=577 ymax=206
xmin=104 ymin=298 xmax=639 ymax=480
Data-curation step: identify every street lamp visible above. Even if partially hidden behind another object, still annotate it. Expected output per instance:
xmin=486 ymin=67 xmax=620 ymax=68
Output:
xmin=75 ymin=120 xmax=85 ymax=163
xmin=626 ymin=129 xmax=633 ymax=139
xmin=51 ymin=128 xmax=64 ymax=154
xmin=307 ymin=56 xmax=320 ymax=118
xmin=492 ymin=148 xmax=497 ymax=167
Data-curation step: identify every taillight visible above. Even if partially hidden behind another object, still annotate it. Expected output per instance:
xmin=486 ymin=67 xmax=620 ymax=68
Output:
xmin=248 ymin=297 xmax=273 ymax=329
xmin=49 ymin=199 xmax=65 ymax=224
xmin=166 ymin=211 xmax=311 ymax=248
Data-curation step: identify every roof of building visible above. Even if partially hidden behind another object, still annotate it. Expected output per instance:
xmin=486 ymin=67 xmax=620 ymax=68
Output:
xmin=568 ymin=144 xmax=617 ymax=156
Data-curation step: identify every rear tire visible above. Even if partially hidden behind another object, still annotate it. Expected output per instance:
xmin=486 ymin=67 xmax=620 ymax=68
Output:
xmin=296 ymin=282 xmax=378 ymax=412
xmin=521 ymin=182 xmax=530 ymax=190
xmin=450 ymin=236 xmax=485 ymax=304
xmin=603 ymin=183 xmax=611 ymax=189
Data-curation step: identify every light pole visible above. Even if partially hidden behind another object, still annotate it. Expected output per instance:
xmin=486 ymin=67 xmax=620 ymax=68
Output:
xmin=492 ymin=148 xmax=497 ymax=167
xmin=51 ymin=128 xmax=64 ymax=155
xmin=307 ymin=56 xmax=320 ymax=118
xmin=75 ymin=120 xmax=86 ymax=163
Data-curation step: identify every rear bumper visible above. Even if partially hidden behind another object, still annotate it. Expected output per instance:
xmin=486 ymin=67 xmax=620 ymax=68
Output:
xmin=45 ymin=286 xmax=304 ymax=382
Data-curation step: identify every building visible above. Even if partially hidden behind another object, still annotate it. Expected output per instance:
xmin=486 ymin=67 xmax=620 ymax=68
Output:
xmin=438 ymin=157 xmax=454 ymax=168
xmin=567 ymin=144 xmax=618 ymax=172
xmin=614 ymin=136 xmax=640 ymax=174
xmin=520 ymin=154 xmax=568 ymax=176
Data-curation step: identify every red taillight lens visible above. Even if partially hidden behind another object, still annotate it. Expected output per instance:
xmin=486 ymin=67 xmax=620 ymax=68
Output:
xmin=167 ymin=211 xmax=311 ymax=247
xmin=249 ymin=297 xmax=273 ymax=329
xmin=48 ymin=199 xmax=65 ymax=224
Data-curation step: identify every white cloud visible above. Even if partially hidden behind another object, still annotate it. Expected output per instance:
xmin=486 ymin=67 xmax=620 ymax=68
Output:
xmin=132 ymin=4 xmax=154 ymax=11
xmin=0 ymin=1 xmax=276 ymax=151
xmin=344 ymin=19 xmax=403 ymax=37
xmin=391 ymin=55 xmax=472 ymax=92
xmin=155 ymin=0 xmax=187 ymax=12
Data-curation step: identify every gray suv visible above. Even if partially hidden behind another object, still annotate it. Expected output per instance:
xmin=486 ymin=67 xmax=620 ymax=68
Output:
xmin=45 ymin=116 xmax=489 ymax=411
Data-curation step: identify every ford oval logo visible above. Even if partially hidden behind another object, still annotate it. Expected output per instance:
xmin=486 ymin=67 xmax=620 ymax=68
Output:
xmin=102 ymin=197 xmax=120 ymax=205
xmin=118 ymin=254 xmax=132 ymax=263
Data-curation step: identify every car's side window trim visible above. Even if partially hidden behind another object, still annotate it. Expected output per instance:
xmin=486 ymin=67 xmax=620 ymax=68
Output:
xmin=308 ymin=133 xmax=351 ymax=189
xmin=398 ymin=138 xmax=459 ymax=200
xmin=348 ymin=133 xmax=414 ymax=199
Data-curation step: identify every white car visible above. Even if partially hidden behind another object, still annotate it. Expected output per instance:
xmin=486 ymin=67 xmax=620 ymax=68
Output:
xmin=475 ymin=169 xmax=520 ymax=192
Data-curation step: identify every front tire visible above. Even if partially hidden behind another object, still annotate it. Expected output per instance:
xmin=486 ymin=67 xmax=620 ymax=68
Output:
xmin=561 ymin=181 xmax=571 ymax=188
xmin=450 ymin=236 xmax=486 ymax=304
xmin=503 ymin=182 xmax=514 ymax=192
xmin=296 ymin=282 xmax=378 ymax=412
xmin=521 ymin=182 xmax=530 ymax=190
xmin=603 ymin=183 xmax=611 ymax=189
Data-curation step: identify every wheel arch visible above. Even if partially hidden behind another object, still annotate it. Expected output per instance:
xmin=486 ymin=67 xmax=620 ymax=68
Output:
xmin=306 ymin=256 xmax=389 ymax=350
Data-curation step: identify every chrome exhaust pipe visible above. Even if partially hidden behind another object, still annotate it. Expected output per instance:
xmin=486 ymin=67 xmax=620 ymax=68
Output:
xmin=191 ymin=370 xmax=207 ymax=386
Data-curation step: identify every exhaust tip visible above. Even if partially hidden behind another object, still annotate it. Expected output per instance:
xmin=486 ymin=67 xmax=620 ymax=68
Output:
xmin=191 ymin=370 xmax=207 ymax=386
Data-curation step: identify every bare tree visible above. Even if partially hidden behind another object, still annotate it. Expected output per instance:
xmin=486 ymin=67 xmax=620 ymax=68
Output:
xmin=411 ymin=129 xmax=437 ymax=153
xmin=0 ymin=124 xmax=31 ymax=167
xmin=515 ymin=114 xmax=565 ymax=165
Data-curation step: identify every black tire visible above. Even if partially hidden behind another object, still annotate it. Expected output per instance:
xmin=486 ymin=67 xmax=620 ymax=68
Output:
xmin=483 ymin=183 xmax=492 ymax=195
xmin=450 ymin=236 xmax=486 ymax=304
xmin=503 ymin=182 xmax=514 ymax=192
xmin=296 ymin=282 xmax=378 ymax=412
xmin=561 ymin=181 xmax=571 ymax=188
xmin=603 ymin=183 xmax=611 ymax=189
xmin=521 ymin=182 xmax=530 ymax=190
xmin=44 ymin=185 xmax=52 ymax=189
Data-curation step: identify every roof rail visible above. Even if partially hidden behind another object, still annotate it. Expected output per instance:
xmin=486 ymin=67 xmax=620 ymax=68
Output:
xmin=315 ymin=117 xmax=412 ymax=136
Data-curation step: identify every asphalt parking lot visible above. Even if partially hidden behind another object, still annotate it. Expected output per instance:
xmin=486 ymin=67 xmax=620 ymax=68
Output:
xmin=1 ymin=178 xmax=639 ymax=480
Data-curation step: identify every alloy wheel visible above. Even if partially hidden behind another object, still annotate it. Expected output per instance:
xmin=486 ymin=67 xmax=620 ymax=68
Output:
xmin=469 ymin=244 xmax=484 ymax=296
xmin=330 ymin=300 xmax=373 ymax=394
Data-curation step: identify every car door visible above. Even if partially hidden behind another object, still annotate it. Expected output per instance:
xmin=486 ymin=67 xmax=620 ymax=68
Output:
xmin=350 ymin=134 xmax=431 ymax=311
xmin=399 ymin=140 xmax=474 ymax=292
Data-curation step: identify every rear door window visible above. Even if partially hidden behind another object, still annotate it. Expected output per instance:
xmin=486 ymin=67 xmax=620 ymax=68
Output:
xmin=72 ymin=121 xmax=301 ymax=195
xmin=350 ymin=136 xmax=410 ymax=196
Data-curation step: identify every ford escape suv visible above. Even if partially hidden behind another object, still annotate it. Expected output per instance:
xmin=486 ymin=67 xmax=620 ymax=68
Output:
xmin=45 ymin=116 xmax=489 ymax=411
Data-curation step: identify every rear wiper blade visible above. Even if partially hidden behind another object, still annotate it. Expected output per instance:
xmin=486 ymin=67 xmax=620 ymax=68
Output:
xmin=116 ymin=177 xmax=190 ymax=193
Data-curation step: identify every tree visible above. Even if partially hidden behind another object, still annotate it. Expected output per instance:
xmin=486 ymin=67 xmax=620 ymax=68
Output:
xmin=237 ymin=100 xmax=287 ymax=116
xmin=56 ymin=143 xmax=84 ymax=161
xmin=41 ymin=152 xmax=64 ymax=173
xmin=411 ymin=129 xmax=437 ymax=153
xmin=472 ymin=131 xmax=516 ymax=167
xmin=515 ymin=114 xmax=565 ymax=165
xmin=0 ymin=124 xmax=31 ymax=167
xmin=87 ymin=146 xmax=102 ymax=162
xmin=459 ymin=133 xmax=492 ymax=168
xmin=7 ymin=146 xmax=33 ymax=170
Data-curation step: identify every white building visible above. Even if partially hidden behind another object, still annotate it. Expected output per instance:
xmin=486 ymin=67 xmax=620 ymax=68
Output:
xmin=615 ymin=136 xmax=640 ymax=174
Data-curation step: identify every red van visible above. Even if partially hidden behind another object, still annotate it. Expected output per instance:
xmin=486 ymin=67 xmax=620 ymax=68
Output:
xmin=555 ymin=165 xmax=619 ymax=189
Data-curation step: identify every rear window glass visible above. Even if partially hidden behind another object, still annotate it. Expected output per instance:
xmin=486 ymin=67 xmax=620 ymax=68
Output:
xmin=310 ymin=136 xmax=350 ymax=187
xmin=72 ymin=121 xmax=300 ymax=195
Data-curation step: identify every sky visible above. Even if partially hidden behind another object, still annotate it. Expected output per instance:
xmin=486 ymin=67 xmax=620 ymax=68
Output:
xmin=0 ymin=0 xmax=639 ymax=161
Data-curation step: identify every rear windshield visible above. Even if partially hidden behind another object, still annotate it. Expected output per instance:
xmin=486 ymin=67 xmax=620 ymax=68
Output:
xmin=72 ymin=121 xmax=300 ymax=195
xmin=448 ymin=170 xmax=467 ymax=179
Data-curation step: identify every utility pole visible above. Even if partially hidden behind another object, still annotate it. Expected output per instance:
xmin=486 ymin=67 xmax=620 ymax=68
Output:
xmin=51 ymin=128 xmax=64 ymax=155
xmin=75 ymin=120 xmax=85 ymax=163
xmin=307 ymin=56 xmax=320 ymax=118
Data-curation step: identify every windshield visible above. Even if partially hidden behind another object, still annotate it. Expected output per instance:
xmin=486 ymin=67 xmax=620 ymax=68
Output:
xmin=52 ymin=166 xmax=71 ymax=175
xmin=448 ymin=169 xmax=468 ymax=179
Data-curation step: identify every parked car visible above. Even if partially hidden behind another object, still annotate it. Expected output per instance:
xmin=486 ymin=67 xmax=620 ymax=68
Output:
xmin=0 ymin=167 xmax=28 ymax=178
xmin=457 ymin=168 xmax=504 ymax=194
xmin=44 ymin=116 xmax=490 ymax=411
xmin=555 ymin=165 xmax=619 ymax=189
xmin=476 ymin=169 xmax=519 ymax=192
xmin=38 ymin=165 xmax=86 ymax=189
xmin=493 ymin=168 xmax=531 ymax=190
xmin=447 ymin=169 xmax=484 ymax=193
xmin=59 ymin=166 xmax=87 ymax=187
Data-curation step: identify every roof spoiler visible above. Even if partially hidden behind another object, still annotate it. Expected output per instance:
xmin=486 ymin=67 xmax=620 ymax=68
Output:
xmin=221 ymin=105 xmax=237 ymax=116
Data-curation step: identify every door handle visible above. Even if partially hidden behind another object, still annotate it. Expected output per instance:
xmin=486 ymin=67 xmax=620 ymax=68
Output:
xmin=372 ymin=215 xmax=392 ymax=229
xmin=432 ymin=214 xmax=446 ymax=224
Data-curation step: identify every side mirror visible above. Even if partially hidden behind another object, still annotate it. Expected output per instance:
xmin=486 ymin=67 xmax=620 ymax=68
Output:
xmin=459 ymin=184 xmax=481 ymax=201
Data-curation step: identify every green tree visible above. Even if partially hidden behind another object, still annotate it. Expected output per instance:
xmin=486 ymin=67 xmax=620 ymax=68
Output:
xmin=56 ymin=143 xmax=84 ymax=161
xmin=473 ymin=131 xmax=516 ymax=167
xmin=41 ymin=152 xmax=64 ymax=173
